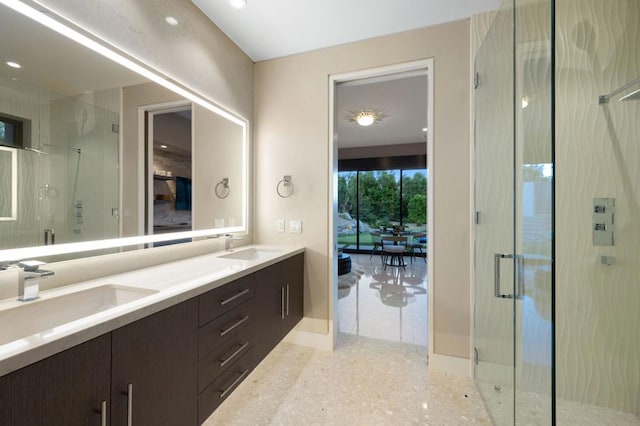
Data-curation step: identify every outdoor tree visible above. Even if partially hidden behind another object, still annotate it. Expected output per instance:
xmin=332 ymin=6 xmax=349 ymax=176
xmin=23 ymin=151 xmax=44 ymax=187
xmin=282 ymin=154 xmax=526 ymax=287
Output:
xmin=407 ymin=194 xmax=427 ymax=225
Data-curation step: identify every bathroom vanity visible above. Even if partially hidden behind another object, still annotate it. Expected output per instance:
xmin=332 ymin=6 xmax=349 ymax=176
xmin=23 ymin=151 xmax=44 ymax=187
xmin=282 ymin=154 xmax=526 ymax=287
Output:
xmin=0 ymin=246 xmax=304 ymax=426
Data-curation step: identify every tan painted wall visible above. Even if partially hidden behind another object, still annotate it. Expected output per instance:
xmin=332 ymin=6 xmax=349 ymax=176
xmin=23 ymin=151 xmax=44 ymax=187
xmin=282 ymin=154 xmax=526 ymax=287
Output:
xmin=254 ymin=20 xmax=472 ymax=357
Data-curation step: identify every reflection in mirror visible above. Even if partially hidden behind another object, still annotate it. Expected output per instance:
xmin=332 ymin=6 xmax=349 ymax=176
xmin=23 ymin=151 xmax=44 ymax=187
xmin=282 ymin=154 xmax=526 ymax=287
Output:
xmin=0 ymin=0 xmax=247 ymax=261
xmin=0 ymin=146 xmax=17 ymax=221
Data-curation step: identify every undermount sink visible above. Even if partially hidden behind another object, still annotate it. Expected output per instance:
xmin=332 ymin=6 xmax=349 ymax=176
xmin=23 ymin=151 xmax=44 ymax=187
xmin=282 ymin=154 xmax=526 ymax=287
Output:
xmin=0 ymin=285 xmax=158 ymax=346
xmin=219 ymin=248 xmax=280 ymax=261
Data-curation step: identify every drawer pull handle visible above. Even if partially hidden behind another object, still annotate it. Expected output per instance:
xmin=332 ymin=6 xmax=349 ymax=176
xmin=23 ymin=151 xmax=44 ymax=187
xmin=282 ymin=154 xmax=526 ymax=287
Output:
xmin=219 ymin=315 xmax=250 ymax=336
xmin=219 ymin=369 xmax=250 ymax=399
xmin=220 ymin=288 xmax=251 ymax=306
xmin=219 ymin=342 xmax=250 ymax=368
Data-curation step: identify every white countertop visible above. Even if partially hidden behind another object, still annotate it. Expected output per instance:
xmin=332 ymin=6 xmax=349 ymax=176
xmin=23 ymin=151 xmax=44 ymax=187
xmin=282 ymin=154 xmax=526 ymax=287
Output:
xmin=0 ymin=244 xmax=304 ymax=377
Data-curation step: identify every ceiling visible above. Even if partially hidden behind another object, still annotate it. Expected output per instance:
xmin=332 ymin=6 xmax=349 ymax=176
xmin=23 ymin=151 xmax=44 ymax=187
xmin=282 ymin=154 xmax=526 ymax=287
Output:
xmin=337 ymin=73 xmax=428 ymax=149
xmin=191 ymin=0 xmax=501 ymax=62
xmin=191 ymin=0 xmax=500 ymax=148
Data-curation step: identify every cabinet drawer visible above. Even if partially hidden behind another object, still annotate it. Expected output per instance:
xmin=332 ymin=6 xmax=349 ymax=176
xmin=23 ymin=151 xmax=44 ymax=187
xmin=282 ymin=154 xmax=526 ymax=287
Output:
xmin=198 ymin=299 xmax=254 ymax=359
xmin=198 ymin=348 xmax=256 ymax=424
xmin=199 ymin=274 xmax=255 ymax=326
xmin=198 ymin=325 xmax=253 ymax=393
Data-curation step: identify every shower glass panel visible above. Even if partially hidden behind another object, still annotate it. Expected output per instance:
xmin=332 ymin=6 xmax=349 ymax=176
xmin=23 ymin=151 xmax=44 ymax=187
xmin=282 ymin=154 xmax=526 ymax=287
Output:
xmin=474 ymin=1 xmax=517 ymax=423
xmin=0 ymin=73 xmax=120 ymax=250
xmin=474 ymin=0 xmax=554 ymax=424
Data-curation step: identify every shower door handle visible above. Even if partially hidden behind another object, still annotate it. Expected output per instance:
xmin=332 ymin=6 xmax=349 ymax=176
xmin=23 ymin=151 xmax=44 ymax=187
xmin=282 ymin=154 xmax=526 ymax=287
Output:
xmin=494 ymin=253 xmax=525 ymax=299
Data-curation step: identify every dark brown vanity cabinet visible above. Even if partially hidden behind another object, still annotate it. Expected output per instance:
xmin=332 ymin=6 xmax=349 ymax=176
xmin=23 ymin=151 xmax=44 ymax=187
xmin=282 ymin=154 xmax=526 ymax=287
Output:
xmin=1 ymin=334 xmax=111 ymax=426
xmin=254 ymin=253 xmax=304 ymax=360
xmin=111 ymin=299 xmax=198 ymax=426
xmin=0 ymin=253 xmax=303 ymax=426
xmin=197 ymin=274 xmax=256 ymax=424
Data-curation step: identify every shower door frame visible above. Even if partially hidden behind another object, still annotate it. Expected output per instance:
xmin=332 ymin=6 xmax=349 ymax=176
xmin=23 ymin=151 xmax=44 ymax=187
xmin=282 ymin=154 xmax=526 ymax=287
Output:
xmin=473 ymin=0 xmax=555 ymax=424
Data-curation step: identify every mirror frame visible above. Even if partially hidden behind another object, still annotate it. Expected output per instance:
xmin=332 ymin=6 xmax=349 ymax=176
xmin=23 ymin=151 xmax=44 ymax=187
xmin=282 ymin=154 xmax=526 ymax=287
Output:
xmin=0 ymin=146 xmax=17 ymax=221
xmin=0 ymin=0 xmax=249 ymax=261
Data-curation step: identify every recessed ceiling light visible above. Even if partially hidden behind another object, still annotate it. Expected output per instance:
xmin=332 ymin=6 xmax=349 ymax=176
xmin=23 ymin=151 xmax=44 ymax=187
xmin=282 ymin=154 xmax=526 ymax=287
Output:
xmin=422 ymin=127 xmax=428 ymax=132
xmin=160 ymin=144 xmax=168 ymax=149
xmin=229 ymin=0 xmax=247 ymax=9
xmin=165 ymin=16 xmax=178 ymax=26
xmin=6 ymin=61 xmax=21 ymax=69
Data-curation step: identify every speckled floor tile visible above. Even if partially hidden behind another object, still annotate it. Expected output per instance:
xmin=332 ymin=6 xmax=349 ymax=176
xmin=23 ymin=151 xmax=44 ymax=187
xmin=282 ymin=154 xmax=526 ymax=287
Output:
xmin=204 ymin=334 xmax=491 ymax=425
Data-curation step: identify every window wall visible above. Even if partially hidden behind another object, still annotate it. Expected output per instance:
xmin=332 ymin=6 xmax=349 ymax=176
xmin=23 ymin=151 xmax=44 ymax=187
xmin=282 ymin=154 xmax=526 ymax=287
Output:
xmin=337 ymin=168 xmax=427 ymax=252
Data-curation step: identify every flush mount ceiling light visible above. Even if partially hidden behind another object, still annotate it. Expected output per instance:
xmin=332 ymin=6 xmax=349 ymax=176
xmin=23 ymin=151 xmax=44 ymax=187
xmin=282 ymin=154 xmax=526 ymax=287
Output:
xmin=165 ymin=16 xmax=178 ymax=26
xmin=160 ymin=144 xmax=168 ymax=149
xmin=6 ymin=61 xmax=21 ymax=69
xmin=229 ymin=0 xmax=247 ymax=9
xmin=345 ymin=109 xmax=388 ymax=127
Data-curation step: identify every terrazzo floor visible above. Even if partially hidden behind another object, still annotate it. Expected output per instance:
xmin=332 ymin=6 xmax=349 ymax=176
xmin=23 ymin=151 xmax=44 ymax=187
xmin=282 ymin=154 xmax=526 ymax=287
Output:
xmin=204 ymin=335 xmax=492 ymax=425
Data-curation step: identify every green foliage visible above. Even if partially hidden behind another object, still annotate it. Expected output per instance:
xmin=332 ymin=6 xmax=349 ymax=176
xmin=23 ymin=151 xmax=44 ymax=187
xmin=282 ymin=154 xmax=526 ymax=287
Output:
xmin=337 ymin=169 xmax=427 ymax=228
xmin=407 ymin=194 xmax=426 ymax=225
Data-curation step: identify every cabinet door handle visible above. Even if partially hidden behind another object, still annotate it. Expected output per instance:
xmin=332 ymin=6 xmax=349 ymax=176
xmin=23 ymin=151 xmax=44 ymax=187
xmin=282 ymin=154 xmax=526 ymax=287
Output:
xmin=121 ymin=383 xmax=133 ymax=426
xmin=219 ymin=369 xmax=249 ymax=399
xmin=95 ymin=400 xmax=107 ymax=426
xmin=281 ymin=286 xmax=285 ymax=319
xmin=285 ymin=284 xmax=290 ymax=316
xmin=219 ymin=342 xmax=250 ymax=368
xmin=219 ymin=315 xmax=250 ymax=336
xmin=220 ymin=288 xmax=250 ymax=306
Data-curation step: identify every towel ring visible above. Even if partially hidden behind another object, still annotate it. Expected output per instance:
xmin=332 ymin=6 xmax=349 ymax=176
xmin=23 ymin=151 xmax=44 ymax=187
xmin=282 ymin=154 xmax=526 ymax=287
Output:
xmin=276 ymin=175 xmax=294 ymax=198
xmin=215 ymin=178 xmax=229 ymax=199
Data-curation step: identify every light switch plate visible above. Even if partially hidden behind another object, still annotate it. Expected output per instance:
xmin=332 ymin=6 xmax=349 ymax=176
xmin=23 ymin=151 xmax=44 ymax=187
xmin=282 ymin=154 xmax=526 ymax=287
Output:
xmin=289 ymin=220 xmax=302 ymax=234
xmin=277 ymin=219 xmax=285 ymax=233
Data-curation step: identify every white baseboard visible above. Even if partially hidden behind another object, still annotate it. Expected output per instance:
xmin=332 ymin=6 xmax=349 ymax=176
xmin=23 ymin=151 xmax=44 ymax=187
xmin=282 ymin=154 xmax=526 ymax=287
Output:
xmin=283 ymin=328 xmax=332 ymax=351
xmin=429 ymin=353 xmax=472 ymax=377
xmin=282 ymin=317 xmax=333 ymax=351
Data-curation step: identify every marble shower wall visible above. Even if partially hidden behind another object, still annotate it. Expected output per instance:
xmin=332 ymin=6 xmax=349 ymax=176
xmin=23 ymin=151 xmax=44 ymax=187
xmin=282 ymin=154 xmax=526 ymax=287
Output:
xmin=555 ymin=0 xmax=640 ymax=416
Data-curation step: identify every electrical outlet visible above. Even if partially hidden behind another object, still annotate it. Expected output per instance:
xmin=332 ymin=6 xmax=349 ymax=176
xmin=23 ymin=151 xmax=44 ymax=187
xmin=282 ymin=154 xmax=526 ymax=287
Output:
xmin=289 ymin=220 xmax=302 ymax=234
xmin=277 ymin=219 xmax=285 ymax=233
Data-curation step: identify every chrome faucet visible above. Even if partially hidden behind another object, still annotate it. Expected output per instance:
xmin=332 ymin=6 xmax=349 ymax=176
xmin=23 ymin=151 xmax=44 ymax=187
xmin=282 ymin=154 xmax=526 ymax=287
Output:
xmin=224 ymin=234 xmax=243 ymax=252
xmin=0 ymin=260 xmax=54 ymax=301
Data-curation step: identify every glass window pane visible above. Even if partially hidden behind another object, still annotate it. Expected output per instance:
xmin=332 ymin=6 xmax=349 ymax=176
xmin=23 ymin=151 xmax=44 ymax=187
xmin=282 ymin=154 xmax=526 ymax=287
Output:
xmin=401 ymin=169 xmax=427 ymax=232
xmin=337 ymin=171 xmax=357 ymax=250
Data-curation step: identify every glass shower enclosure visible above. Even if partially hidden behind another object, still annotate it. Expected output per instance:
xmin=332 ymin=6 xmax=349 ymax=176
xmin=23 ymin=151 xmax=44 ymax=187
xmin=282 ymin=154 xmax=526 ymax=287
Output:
xmin=474 ymin=0 xmax=554 ymax=424
xmin=475 ymin=0 xmax=639 ymax=424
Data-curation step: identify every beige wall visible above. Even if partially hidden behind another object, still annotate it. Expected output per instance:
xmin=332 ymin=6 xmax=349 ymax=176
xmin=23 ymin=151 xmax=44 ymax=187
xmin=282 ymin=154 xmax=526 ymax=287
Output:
xmin=254 ymin=20 xmax=472 ymax=357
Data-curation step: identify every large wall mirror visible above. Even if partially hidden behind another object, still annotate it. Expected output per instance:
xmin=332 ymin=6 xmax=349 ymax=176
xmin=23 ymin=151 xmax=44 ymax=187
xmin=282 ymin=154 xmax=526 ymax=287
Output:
xmin=0 ymin=0 xmax=248 ymax=261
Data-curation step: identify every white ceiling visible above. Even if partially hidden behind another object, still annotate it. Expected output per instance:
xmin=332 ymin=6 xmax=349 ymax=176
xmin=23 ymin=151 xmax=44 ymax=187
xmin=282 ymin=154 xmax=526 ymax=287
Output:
xmin=191 ymin=0 xmax=501 ymax=62
xmin=337 ymin=73 xmax=428 ymax=149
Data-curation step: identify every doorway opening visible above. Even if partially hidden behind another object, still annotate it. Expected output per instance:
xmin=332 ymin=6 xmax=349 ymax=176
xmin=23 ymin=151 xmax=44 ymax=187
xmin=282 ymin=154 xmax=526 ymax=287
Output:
xmin=329 ymin=59 xmax=434 ymax=351
xmin=144 ymin=103 xmax=193 ymax=245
